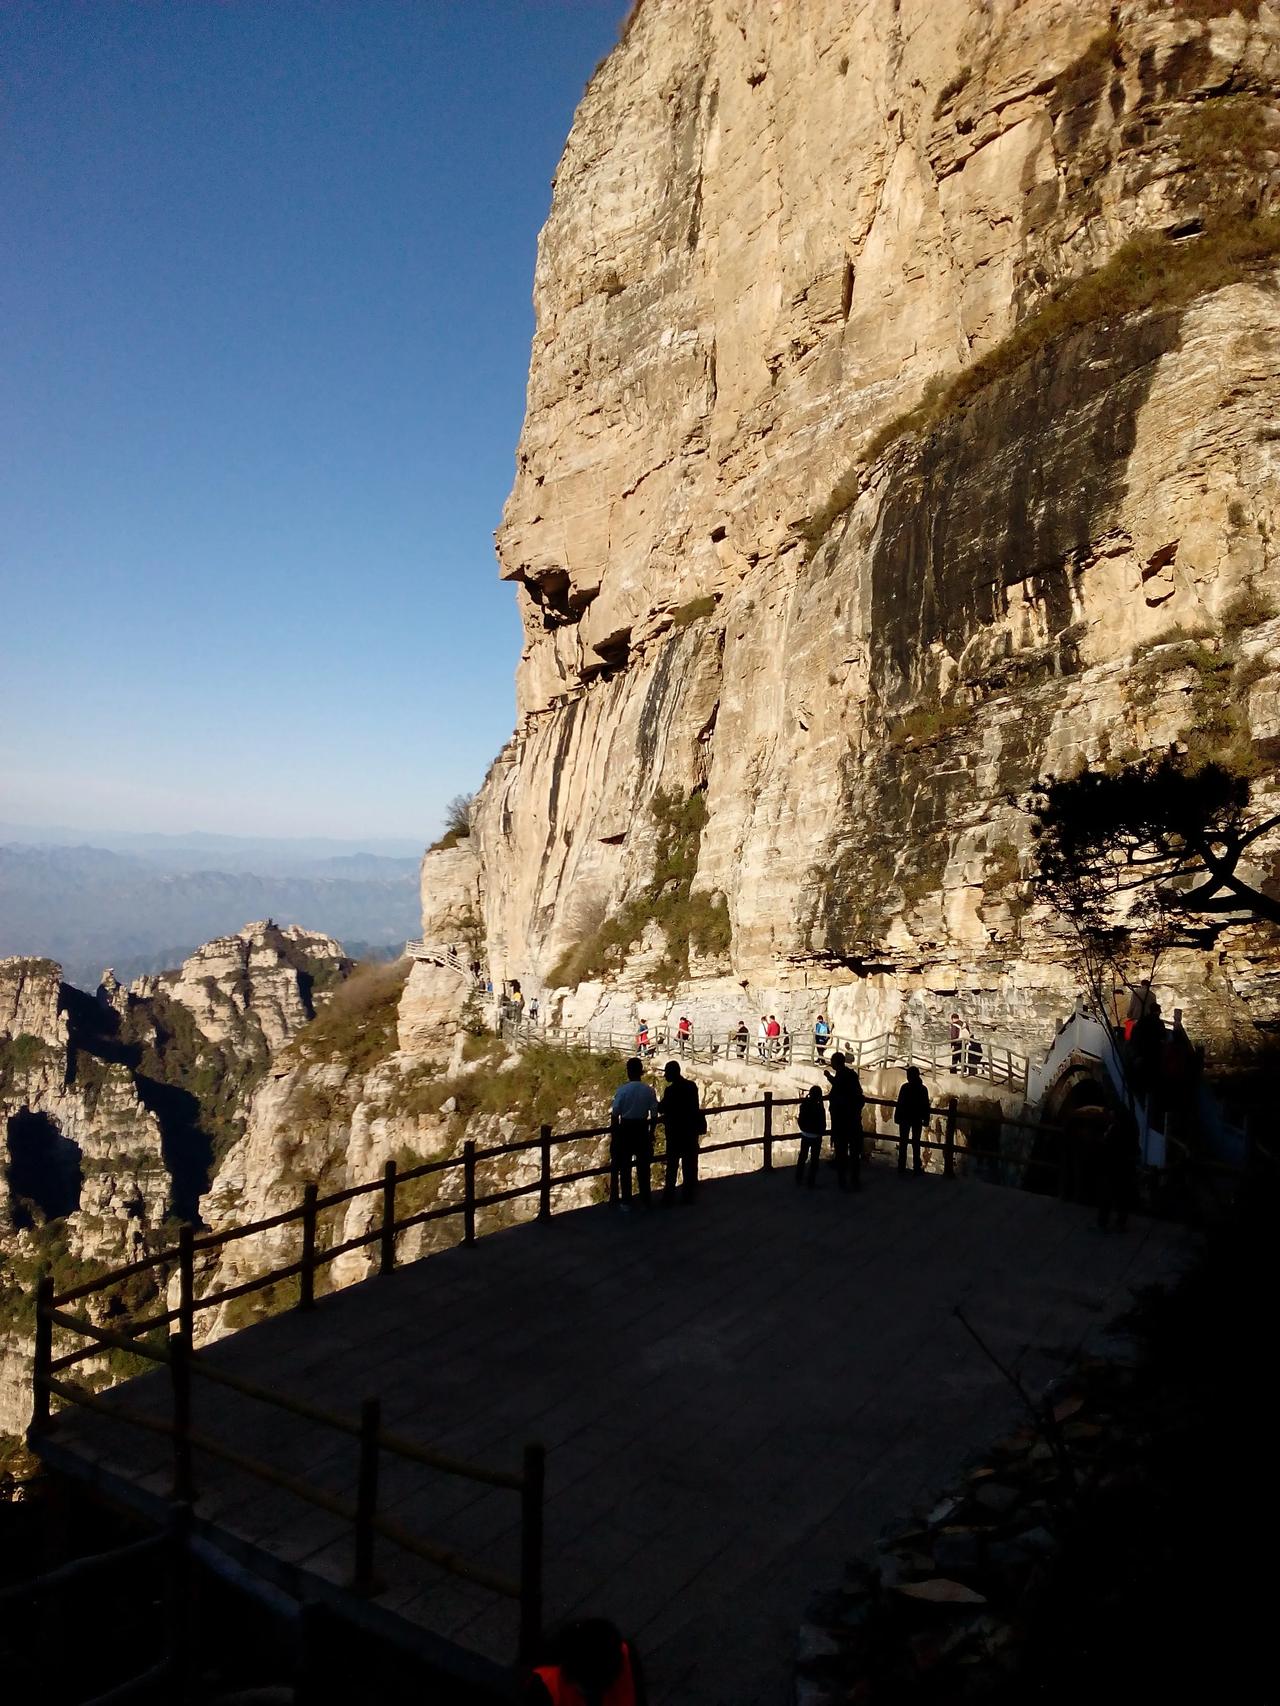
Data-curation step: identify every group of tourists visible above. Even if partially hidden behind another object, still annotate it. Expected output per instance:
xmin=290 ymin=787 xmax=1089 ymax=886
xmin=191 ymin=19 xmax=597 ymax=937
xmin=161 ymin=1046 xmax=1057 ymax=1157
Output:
xmin=608 ymin=1052 xmax=939 ymax=1208
xmin=630 ymin=1011 xmax=991 ymax=1073
xmin=609 ymin=1057 xmax=706 ymax=1206
xmin=948 ymin=1011 xmax=985 ymax=1076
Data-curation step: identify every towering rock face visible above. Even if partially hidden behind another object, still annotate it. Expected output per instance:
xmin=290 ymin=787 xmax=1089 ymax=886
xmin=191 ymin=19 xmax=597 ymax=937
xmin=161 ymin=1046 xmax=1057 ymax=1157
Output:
xmin=424 ymin=0 xmax=1280 ymax=1053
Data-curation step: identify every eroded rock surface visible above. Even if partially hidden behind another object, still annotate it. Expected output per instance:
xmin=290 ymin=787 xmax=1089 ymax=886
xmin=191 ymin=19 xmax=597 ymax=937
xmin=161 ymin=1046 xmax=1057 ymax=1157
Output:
xmin=427 ymin=0 xmax=1280 ymax=1056
xmin=0 ymin=925 xmax=352 ymax=1429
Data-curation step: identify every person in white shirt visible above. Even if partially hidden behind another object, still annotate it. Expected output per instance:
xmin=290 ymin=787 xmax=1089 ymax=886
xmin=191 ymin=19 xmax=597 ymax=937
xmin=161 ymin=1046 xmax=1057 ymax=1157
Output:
xmin=609 ymin=1058 xmax=659 ymax=1210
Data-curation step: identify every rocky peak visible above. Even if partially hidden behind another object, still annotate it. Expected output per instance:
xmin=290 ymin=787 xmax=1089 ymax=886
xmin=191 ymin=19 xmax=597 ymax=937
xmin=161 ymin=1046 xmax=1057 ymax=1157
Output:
xmin=0 ymin=958 xmax=67 ymax=1054
xmin=132 ymin=920 xmax=352 ymax=1054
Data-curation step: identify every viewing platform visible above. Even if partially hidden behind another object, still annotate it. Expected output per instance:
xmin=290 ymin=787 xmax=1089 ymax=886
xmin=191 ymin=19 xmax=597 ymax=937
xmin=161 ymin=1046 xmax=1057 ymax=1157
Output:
xmin=32 ymin=1125 xmax=1185 ymax=1704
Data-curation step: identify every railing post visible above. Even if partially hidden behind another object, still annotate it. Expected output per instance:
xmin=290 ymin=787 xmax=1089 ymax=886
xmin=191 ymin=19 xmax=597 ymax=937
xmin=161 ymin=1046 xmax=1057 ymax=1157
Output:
xmin=299 ymin=1182 xmax=318 ymax=1311
xmin=178 ymin=1223 xmax=195 ymax=1351
xmin=518 ymin=1441 xmax=545 ymax=1664
xmin=464 ymin=1140 xmax=477 ymax=1246
xmin=944 ymin=1096 xmax=958 ymax=1180
xmin=166 ymin=1499 xmax=194 ymax=1692
xmin=763 ymin=1091 xmax=774 ymax=1172
xmin=169 ymin=1332 xmax=195 ymax=1502
xmin=379 ymin=1160 xmax=398 ymax=1277
xmin=353 ymin=1397 xmax=381 ymax=1594
xmin=539 ymin=1124 xmax=553 ymax=1222
xmin=32 ymin=1274 xmax=54 ymax=1435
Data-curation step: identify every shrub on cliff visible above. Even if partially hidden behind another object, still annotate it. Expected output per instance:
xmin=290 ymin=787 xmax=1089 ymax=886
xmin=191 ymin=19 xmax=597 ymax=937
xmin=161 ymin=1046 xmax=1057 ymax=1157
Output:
xmin=428 ymin=793 xmax=474 ymax=854
xmin=549 ymin=788 xmax=731 ymax=990
xmin=424 ymin=1043 xmax=623 ymax=1132
xmin=288 ymin=957 xmax=409 ymax=1071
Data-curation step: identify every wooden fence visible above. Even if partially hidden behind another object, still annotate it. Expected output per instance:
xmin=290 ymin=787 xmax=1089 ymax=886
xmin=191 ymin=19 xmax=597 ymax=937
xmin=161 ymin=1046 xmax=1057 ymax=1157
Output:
xmin=31 ymin=1088 xmax=1055 ymax=1667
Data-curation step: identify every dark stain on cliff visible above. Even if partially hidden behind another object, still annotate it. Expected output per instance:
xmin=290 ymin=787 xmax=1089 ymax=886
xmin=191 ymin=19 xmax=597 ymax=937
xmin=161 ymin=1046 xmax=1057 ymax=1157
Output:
xmin=867 ymin=308 xmax=1182 ymax=703
xmin=542 ymin=694 xmax=582 ymax=847
xmin=636 ymin=632 xmax=683 ymax=776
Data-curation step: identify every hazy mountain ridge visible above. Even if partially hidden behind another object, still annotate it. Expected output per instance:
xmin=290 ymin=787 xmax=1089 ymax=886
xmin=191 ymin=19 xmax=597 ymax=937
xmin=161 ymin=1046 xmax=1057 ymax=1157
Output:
xmin=0 ymin=841 xmax=419 ymax=987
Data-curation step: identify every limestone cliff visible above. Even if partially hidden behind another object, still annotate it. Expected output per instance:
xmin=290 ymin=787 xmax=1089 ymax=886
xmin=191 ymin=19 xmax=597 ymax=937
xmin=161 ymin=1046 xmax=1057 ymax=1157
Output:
xmin=0 ymin=923 xmax=351 ymax=1432
xmin=423 ymin=0 xmax=1280 ymax=1057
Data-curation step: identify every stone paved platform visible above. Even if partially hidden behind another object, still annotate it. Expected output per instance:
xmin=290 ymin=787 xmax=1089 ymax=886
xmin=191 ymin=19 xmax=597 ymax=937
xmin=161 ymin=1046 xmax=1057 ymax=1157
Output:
xmin=44 ymin=1162 xmax=1186 ymax=1705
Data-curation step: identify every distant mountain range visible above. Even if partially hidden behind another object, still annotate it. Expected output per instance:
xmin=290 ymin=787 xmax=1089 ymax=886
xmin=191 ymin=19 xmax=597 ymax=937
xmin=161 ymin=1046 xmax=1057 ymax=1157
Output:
xmin=0 ymin=832 xmax=422 ymax=986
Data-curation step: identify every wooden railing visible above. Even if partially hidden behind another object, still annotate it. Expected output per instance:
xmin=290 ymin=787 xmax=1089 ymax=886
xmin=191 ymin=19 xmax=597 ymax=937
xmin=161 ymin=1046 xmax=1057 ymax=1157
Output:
xmin=501 ymin=1019 xmax=1030 ymax=1092
xmin=31 ymin=1090 xmax=1057 ymax=1663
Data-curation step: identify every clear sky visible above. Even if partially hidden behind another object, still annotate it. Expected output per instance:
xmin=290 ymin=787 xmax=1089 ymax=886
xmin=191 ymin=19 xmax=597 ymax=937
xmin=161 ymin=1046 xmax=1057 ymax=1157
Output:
xmin=0 ymin=0 xmax=623 ymax=843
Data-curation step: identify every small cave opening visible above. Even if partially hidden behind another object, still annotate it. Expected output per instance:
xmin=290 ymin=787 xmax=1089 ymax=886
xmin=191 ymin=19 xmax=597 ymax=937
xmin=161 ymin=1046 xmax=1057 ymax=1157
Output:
xmin=587 ymin=628 xmax=632 ymax=678
xmin=6 ymin=1110 xmax=83 ymax=1226
xmin=525 ymin=568 xmax=577 ymax=628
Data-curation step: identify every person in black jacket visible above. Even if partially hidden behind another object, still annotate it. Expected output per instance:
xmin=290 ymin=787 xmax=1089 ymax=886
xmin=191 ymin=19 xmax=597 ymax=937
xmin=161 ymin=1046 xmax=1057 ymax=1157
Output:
xmin=893 ymin=1066 xmax=930 ymax=1174
xmin=660 ymin=1060 xmax=704 ymax=1204
xmin=796 ymin=1085 xmax=826 ymax=1187
xmin=824 ymin=1052 xmax=866 ymax=1192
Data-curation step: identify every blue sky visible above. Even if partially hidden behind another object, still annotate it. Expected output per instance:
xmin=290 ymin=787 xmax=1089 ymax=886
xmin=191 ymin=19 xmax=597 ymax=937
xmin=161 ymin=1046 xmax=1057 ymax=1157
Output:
xmin=0 ymin=0 xmax=622 ymax=842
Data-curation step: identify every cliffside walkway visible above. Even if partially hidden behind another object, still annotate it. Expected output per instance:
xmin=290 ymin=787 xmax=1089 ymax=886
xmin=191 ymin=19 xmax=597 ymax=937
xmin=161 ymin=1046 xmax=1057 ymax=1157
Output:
xmin=30 ymin=1095 xmax=1185 ymax=1704
xmin=504 ymin=1016 xmax=1031 ymax=1094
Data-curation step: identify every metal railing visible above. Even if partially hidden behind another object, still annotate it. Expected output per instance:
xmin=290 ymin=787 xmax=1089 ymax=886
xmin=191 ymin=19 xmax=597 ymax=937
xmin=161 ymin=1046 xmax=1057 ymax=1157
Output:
xmin=500 ymin=1019 xmax=1029 ymax=1091
xmin=404 ymin=941 xmax=478 ymax=981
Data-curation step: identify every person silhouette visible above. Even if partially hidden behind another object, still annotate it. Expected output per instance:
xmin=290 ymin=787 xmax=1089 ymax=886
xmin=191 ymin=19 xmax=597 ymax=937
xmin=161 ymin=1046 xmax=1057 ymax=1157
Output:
xmin=893 ymin=1066 xmax=931 ymax=1173
xmin=796 ymin=1086 xmax=826 ymax=1188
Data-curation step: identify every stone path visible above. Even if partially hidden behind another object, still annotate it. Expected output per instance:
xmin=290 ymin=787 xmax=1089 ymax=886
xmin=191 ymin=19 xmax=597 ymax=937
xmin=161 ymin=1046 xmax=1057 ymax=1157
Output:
xmin=46 ymin=1163 xmax=1185 ymax=1705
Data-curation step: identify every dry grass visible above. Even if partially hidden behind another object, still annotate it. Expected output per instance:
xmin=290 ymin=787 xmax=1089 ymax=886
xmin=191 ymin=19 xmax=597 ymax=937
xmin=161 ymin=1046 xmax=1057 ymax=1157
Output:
xmin=887 ymin=704 xmax=972 ymax=749
xmin=289 ymin=958 xmax=408 ymax=1070
xmin=1221 ymin=582 xmax=1278 ymax=635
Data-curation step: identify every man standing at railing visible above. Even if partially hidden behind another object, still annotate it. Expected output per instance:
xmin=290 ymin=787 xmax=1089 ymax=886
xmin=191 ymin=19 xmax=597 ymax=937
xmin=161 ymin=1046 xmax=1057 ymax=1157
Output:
xmin=610 ymin=1057 xmax=659 ymax=1212
xmin=677 ymin=1014 xmax=692 ymax=1054
xmin=825 ymin=1051 xmax=866 ymax=1192
xmin=660 ymin=1060 xmax=704 ymax=1204
xmin=894 ymin=1066 xmax=931 ymax=1174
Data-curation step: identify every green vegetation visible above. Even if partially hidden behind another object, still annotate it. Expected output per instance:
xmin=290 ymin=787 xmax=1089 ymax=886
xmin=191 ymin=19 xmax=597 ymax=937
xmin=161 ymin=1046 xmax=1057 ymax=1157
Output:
xmin=887 ymin=703 xmax=972 ymax=749
xmin=1133 ymin=611 xmax=1271 ymax=778
xmin=222 ymin=1273 xmax=303 ymax=1333
xmin=0 ymin=1220 xmax=162 ymax=1338
xmin=1175 ymin=0 xmax=1262 ymax=16
xmin=118 ymin=989 xmax=269 ymax=1169
xmin=393 ymin=1143 xmax=450 ymax=1220
xmin=427 ymin=792 xmax=474 ymax=854
xmin=1221 ymin=582 xmax=1277 ymax=635
xmin=933 ymin=64 xmax=971 ymax=116
xmin=1053 ymin=25 xmax=1118 ymax=102
xmin=461 ymin=1032 xmax=506 ymax=1065
xmin=0 ymin=1033 xmax=59 ymax=1095
xmin=806 ymin=213 xmax=1280 ymax=545
xmin=1 ymin=1432 xmax=38 ymax=1494
xmin=1176 ymin=93 xmax=1272 ymax=176
xmin=548 ymin=789 xmax=731 ymax=991
xmin=287 ymin=957 xmax=409 ymax=1072
xmin=425 ymin=1043 xmax=623 ymax=1133
xmin=670 ymin=594 xmax=719 ymax=629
